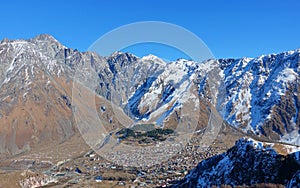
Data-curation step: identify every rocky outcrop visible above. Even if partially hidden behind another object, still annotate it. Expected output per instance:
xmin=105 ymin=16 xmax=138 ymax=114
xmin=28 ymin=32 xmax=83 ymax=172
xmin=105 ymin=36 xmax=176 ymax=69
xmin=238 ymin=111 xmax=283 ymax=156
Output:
xmin=174 ymin=137 xmax=300 ymax=187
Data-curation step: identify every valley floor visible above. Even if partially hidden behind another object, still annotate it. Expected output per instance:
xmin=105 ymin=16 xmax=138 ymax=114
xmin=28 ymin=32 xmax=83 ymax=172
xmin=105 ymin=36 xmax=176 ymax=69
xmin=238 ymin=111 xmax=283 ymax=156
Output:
xmin=0 ymin=124 xmax=243 ymax=187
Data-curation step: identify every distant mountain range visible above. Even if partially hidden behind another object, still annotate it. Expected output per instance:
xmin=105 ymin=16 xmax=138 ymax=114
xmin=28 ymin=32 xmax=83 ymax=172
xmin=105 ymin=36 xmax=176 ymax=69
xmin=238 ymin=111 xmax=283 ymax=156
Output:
xmin=0 ymin=34 xmax=299 ymax=157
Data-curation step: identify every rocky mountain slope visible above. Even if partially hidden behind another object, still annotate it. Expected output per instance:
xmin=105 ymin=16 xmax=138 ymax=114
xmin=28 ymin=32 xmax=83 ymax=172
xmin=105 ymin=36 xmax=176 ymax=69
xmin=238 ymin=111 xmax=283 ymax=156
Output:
xmin=105 ymin=48 xmax=300 ymax=145
xmin=216 ymin=51 xmax=300 ymax=144
xmin=173 ymin=137 xmax=300 ymax=187
xmin=0 ymin=35 xmax=113 ymax=156
xmin=101 ymin=47 xmax=300 ymax=146
xmin=0 ymin=34 xmax=299 ymax=158
xmin=0 ymin=35 xmax=75 ymax=156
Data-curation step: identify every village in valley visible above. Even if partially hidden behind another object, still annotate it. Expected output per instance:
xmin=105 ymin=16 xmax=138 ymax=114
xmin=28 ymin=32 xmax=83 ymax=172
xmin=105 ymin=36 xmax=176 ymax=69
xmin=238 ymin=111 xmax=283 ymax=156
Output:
xmin=43 ymin=131 xmax=233 ymax=187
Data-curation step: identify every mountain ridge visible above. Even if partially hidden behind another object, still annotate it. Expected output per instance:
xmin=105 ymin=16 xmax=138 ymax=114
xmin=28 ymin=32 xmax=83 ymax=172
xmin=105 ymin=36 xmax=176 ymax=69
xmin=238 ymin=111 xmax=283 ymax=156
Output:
xmin=0 ymin=34 xmax=299 ymax=158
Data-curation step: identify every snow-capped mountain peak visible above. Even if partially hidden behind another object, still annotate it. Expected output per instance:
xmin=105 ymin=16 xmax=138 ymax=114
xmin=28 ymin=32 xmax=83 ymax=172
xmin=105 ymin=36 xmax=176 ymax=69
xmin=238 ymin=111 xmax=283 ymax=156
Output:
xmin=212 ymin=49 xmax=300 ymax=144
xmin=0 ymin=35 xmax=299 ymax=157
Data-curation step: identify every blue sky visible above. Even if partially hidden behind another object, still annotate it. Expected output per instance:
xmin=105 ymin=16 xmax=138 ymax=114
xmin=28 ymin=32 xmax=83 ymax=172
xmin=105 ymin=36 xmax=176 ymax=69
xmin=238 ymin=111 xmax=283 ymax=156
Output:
xmin=0 ymin=0 xmax=299 ymax=60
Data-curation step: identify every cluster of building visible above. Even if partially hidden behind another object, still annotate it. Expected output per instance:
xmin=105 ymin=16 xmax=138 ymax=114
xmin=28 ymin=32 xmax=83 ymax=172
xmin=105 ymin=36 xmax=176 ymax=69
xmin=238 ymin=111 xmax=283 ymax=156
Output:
xmin=50 ymin=136 xmax=228 ymax=187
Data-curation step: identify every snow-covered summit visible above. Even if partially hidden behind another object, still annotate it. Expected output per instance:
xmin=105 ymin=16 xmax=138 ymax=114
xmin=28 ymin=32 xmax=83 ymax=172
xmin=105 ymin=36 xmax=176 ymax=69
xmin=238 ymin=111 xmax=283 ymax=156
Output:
xmin=210 ymin=49 xmax=300 ymax=144
xmin=0 ymin=35 xmax=299 ymax=152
